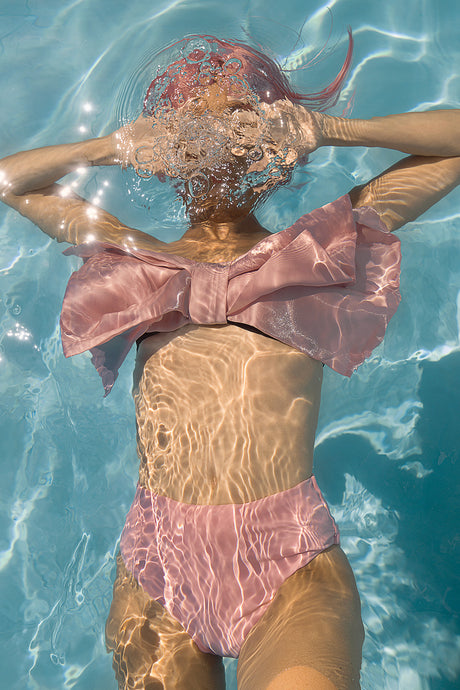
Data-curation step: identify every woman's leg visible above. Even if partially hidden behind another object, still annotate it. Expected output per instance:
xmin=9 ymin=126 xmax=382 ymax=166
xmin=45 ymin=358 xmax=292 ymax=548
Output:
xmin=105 ymin=554 xmax=226 ymax=690
xmin=237 ymin=545 xmax=364 ymax=690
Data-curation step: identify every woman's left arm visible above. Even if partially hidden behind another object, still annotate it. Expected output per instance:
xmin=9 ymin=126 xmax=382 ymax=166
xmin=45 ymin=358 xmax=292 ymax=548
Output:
xmin=348 ymin=153 xmax=460 ymax=232
xmin=319 ymin=109 xmax=460 ymax=158
xmin=313 ymin=109 xmax=460 ymax=231
xmin=282 ymin=107 xmax=460 ymax=232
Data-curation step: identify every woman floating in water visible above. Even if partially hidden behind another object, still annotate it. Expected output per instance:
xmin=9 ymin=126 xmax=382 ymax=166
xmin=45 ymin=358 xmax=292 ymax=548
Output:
xmin=1 ymin=33 xmax=459 ymax=690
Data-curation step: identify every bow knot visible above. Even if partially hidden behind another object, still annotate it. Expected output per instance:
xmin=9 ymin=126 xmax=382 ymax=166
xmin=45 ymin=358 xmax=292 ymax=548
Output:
xmin=188 ymin=264 xmax=229 ymax=324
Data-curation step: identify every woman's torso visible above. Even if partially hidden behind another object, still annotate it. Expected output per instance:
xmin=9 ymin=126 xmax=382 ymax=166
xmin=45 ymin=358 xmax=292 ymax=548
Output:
xmin=130 ymin=232 xmax=324 ymax=505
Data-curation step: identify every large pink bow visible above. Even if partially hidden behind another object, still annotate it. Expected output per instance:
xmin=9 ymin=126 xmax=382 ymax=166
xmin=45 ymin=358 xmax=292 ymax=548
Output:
xmin=61 ymin=195 xmax=401 ymax=395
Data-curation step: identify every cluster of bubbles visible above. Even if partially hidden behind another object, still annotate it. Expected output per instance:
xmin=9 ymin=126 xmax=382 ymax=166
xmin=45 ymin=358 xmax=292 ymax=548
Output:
xmin=121 ymin=37 xmax=300 ymax=214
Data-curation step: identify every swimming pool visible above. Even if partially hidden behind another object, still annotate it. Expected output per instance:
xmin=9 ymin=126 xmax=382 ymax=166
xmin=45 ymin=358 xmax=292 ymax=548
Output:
xmin=0 ymin=0 xmax=459 ymax=688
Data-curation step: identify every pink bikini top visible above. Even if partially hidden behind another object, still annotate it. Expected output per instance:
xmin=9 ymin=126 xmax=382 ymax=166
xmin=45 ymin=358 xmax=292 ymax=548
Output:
xmin=60 ymin=195 xmax=401 ymax=395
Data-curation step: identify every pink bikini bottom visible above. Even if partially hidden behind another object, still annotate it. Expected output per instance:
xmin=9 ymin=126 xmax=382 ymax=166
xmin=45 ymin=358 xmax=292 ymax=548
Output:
xmin=119 ymin=476 xmax=339 ymax=658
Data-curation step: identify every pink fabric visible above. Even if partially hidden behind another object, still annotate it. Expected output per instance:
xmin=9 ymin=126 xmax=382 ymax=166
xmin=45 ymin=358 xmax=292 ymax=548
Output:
xmin=61 ymin=195 xmax=401 ymax=394
xmin=120 ymin=476 xmax=339 ymax=658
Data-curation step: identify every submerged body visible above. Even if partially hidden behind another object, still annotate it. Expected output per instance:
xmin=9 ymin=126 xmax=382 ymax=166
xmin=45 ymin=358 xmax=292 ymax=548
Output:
xmin=108 ymin=252 xmax=361 ymax=688
xmin=1 ymin=32 xmax=460 ymax=690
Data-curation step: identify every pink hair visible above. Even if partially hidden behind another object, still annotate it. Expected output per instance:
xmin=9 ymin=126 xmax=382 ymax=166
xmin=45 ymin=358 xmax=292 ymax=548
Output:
xmin=144 ymin=32 xmax=353 ymax=114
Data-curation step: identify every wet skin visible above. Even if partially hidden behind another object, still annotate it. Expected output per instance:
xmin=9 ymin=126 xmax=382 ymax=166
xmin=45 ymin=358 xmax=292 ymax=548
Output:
xmin=103 ymin=99 xmax=366 ymax=686
xmin=127 ymin=196 xmax=325 ymax=504
xmin=134 ymin=323 xmax=322 ymax=505
xmin=106 ymin=227 xmax=364 ymax=690
xmin=5 ymin=99 xmax=456 ymax=690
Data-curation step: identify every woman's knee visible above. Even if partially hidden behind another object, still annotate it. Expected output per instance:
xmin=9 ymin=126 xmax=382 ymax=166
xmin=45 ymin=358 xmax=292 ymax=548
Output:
xmin=237 ymin=546 xmax=364 ymax=690
xmin=266 ymin=665 xmax=338 ymax=690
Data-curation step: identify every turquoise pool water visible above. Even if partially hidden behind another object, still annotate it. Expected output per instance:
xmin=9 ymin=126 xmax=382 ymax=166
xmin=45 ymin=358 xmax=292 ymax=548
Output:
xmin=0 ymin=0 xmax=459 ymax=688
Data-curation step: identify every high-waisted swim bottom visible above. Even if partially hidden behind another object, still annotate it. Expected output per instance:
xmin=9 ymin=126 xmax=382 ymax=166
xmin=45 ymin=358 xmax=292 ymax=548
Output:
xmin=120 ymin=476 xmax=339 ymax=658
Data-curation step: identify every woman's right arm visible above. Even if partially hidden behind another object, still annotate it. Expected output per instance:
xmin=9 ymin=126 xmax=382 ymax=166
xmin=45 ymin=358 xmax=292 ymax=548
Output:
xmin=0 ymin=118 xmax=165 ymax=247
xmin=0 ymin=136 xmax=124 ymax=245
xmin=0 ymin=136 xmax=116 ymax=197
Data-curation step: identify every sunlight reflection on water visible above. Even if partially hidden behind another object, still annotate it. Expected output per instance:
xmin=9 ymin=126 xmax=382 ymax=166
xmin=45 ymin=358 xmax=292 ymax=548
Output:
xmin=0 ymin=1 xmax=459 ymax=688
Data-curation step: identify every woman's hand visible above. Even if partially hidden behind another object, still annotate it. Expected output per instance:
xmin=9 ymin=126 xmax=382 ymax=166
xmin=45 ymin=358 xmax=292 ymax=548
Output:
xmin=261 ymin=100 xmax=325 ymax=158
xmin=111 ymin=113 xmax=166 ymax=178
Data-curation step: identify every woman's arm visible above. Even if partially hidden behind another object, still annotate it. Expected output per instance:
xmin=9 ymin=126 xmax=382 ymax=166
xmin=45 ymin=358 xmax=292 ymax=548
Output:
xmin=0 ymin=136 xmax=115 ymax=197
xmin=319 ymin=110 xmax=460 ymax=158
xmin=307 ymin=108 xmax=460 ymax=231
xmin=348 ymin=154 xmax=460 ymax=232
xmin=0 ymin=117 xmax=166 ymax=247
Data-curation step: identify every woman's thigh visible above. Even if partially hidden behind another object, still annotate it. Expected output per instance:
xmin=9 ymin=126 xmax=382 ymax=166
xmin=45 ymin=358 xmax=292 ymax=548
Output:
xmin=237 ymin=545 xmax=364 ymax=690
xmin=105 ymin=554 xmax=226 ymax=690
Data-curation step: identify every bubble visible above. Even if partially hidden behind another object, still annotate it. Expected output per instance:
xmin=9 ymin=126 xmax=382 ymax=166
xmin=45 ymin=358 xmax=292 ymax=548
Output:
xmin=151 ymin=79 xmax=165 ymax=96
xmin=119 ymin=36 xmax=297 ymax=217
xmin=248 ymin=146 xmax=263 ymax=161
xmin=11 ymin=304 xmax=21 ymax=316
xmin=135 ymin=147 xmax=154 ymax=164
xmin=187 ymin=172 xmax=210 ymax=198
xmin=136 ymin=167 xmax=153 ymax=179
xmin=223 ymin=57 xmax=242 ymax=75
xmin=182 ymin=39 xmax=211 ymax=63
xmin=199 ymin=61 xmax=214 ymax=75
xmin=228 ymin=77 xmax=250 ymax=98
xmin=231 ymin=145 xmax=247 ymax=157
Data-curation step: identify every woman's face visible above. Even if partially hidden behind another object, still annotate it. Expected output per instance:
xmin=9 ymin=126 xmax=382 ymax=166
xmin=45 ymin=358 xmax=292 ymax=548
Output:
xmin=183 ymin=141 xmax=297 ymax=223
xmin=144 ymin=84 xmax=298 ymax=222
xmin=182 ymin=157 xmax=258 ymax=222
